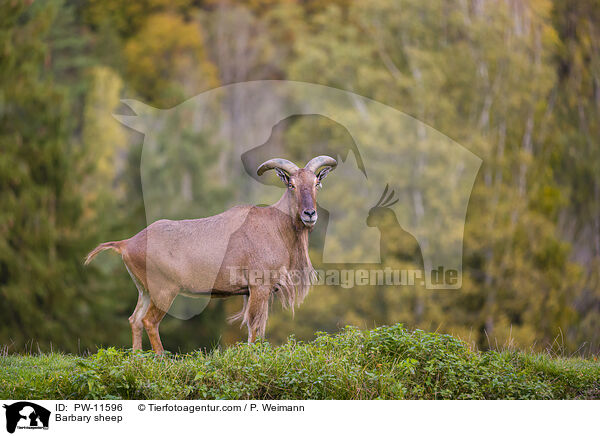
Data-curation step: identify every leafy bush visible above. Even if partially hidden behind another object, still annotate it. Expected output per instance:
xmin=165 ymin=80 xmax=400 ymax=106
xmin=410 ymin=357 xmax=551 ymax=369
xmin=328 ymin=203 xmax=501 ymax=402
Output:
xmin=1 ymin=325 xmax=598 ymax=400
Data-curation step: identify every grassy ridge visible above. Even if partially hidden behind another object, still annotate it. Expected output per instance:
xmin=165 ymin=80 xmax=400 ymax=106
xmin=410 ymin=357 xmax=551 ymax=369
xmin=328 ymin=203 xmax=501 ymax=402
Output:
xmin=1 ymin=325 xmax=598 ymax=400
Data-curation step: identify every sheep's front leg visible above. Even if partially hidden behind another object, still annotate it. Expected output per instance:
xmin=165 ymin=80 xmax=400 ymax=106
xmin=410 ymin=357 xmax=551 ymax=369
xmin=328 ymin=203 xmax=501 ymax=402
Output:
xmin=246 ymin=285 xmax=270 ymax=343
xmin=142 ymin=301 xmax=167 ymax=354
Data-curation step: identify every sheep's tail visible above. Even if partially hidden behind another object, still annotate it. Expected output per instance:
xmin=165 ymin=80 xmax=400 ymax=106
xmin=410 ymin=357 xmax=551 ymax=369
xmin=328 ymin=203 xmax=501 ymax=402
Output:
xmin=84 ymin=241 xmax=124 ymax=265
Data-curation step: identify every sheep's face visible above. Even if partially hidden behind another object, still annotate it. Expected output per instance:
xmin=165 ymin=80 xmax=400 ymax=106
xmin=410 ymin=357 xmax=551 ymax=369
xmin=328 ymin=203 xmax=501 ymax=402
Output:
xmin=261 ymin=157 xmax=335 ymax=228
xmin=287 ymin=169 xmax=320 ymax=228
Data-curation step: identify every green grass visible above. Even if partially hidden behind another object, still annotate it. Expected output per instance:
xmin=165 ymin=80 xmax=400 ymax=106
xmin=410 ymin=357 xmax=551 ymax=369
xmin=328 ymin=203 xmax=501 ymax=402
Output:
xmin=1 ymin=324 xmax=598 ymax=399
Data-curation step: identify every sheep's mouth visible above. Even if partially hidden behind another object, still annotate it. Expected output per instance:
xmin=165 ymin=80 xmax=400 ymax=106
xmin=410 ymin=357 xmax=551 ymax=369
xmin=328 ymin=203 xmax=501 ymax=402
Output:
xmin=301 ymin=217 xmax=317 ymax=227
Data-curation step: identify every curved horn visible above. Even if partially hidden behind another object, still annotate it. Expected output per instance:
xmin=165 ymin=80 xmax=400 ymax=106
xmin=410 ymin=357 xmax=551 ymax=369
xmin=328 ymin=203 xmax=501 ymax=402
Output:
xmin=257 ymin=158 xmax=300 ymax=176
xmin=304 ymin=155 xmax=338 ymax=173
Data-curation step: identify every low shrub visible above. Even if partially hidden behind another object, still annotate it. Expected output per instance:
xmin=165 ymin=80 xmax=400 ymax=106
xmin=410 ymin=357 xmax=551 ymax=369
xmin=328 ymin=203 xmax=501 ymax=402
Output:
xmin=1 ymin=324 xmax=598 ymax=399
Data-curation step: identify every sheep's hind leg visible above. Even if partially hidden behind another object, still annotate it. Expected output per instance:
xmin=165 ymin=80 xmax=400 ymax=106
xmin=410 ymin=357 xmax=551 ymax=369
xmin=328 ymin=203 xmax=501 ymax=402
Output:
xmin=246 ymin=285 xmax=270 ymax=343
xmin=129 ymin=291 xmax=150 ymax=350
xmin=125 ymin=265 xmax=150 ymax=350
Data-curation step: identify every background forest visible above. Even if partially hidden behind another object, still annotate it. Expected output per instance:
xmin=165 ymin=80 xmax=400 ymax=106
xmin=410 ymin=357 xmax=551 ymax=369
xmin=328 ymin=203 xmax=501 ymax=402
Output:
xmin=1 ymin=0 xmax=600 ymax=355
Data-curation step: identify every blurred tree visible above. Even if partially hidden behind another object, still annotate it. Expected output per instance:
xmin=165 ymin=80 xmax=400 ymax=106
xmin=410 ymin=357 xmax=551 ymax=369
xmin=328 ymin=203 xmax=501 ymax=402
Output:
xmin=551 ymin=0 xmax=600 ymax=351
xmin=82 ymin=0 xmax=195 ymax=38
xmin=124 ymin=12 xmax=219 ymax=107
xmin=1 ymin=0 xmax=599 ymax=354
xmin=0 ymin=1 xmax=128 ymax=352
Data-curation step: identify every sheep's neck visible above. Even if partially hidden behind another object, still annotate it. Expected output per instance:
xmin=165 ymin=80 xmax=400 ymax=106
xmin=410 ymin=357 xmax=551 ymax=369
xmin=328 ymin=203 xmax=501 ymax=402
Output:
xmin=271 ymin=190 xmax=312 ymax=269
xmin=272 ymin=189 xmax=302 ymax=231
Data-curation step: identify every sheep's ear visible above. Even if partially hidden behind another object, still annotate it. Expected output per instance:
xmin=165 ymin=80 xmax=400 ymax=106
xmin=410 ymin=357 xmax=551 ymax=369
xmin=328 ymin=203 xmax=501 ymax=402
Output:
xmin=316 ymin=166 xmax=334 ymax=182
xmin=275 ymin=168 xmax=290 ymax=185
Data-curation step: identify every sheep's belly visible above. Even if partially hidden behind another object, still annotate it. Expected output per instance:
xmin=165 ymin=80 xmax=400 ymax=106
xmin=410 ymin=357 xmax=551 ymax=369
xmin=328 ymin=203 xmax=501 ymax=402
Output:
xmin=179 ymin=287 xmax=249 ymax=298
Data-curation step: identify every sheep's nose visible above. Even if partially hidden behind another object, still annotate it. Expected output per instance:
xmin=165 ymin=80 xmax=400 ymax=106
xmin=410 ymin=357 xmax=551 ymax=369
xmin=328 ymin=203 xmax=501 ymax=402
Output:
xmin=303 ymin=209 xmax=316 ymax=218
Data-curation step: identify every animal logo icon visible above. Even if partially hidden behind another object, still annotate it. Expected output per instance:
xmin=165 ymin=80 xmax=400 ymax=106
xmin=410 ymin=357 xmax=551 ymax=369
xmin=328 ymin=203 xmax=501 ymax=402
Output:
xmin=106 ymin=80 xmax=481 ymax=327
xmin=366 ymin=184 xmax=424 ymax=268
xmin=3 ymin=402 xmax=50 ymax=434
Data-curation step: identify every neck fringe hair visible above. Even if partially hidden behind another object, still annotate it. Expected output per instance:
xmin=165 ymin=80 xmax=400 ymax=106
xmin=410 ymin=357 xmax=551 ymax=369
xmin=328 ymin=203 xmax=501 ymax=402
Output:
xmin=275 ymin=229 xmax=316 ymax=316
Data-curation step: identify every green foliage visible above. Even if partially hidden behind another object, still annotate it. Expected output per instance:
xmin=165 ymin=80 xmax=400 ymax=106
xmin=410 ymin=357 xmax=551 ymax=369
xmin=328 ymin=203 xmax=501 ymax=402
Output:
xmin=1 ymin=325 xmax=598 ymax=400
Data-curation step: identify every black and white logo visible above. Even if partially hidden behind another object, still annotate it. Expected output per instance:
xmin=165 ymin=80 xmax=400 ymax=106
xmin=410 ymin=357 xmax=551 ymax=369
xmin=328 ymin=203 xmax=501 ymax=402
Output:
xmin=3 ymin=402 xmax=50 ymax=434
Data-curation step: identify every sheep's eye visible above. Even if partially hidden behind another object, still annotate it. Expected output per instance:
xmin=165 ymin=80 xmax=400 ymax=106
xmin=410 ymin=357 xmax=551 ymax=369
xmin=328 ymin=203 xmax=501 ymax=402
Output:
xmin=316 ymin=182 xmax=322 ymax=189
xmin=288 ymin=183 xmax=295 ymax=190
